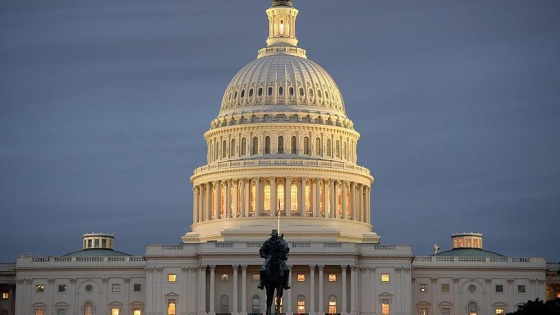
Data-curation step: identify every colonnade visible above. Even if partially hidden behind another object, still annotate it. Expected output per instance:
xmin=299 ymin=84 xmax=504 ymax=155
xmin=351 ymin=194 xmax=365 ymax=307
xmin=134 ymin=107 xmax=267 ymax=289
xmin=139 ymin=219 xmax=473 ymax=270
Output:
xmin=192 ymin=176 xmax=371 ymax=225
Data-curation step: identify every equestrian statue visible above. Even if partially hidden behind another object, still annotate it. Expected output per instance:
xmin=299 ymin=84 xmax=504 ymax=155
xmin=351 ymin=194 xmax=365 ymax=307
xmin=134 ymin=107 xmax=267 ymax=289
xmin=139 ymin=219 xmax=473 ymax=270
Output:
xmin=258 ymin=229 xmax=291 ymax=315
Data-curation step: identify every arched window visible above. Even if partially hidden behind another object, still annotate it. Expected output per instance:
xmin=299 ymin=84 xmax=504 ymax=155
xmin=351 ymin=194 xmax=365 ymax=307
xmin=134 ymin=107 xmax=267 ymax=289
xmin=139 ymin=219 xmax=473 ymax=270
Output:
xmin=252 ymin=137 xmax=259 ymax=155
xmin=249 ymin=88 xmax=254 ymax=97
xmin=222 ymin=140 xmax=227 ymax=158
xmin=342 ymin=141 xmax=347 ymax=160
xmin=167 ymin=299 xmax=176 ymax=315
xmin=279 ymin=86 xmax=284 ymax=96
xmin=291 ymin=136 xmax=297 ymax=154
xmin=258 ymin=87 xmax=263 ymax=96
xmin=231 ymin=139 xmax=236 ymax=157
xmin=241 ymin=89 xmax=245 ymax=98
xmin=241 ymin=138 xmax=247 ymax=156
xmin=309 ymin=89 xmax=314 ymax=97
xmin=84 ymin=302 xmax=94 ymax=315
xmin=289 ymin=87 xmax=294 ymax=96
xmin=252 ymin=295 xmax=261 ymax=313
xmin=220 ymin=295 xmax=229 ymax=313
xmin=268 ymin=87 xmax=273 ymax=96
xmin=291 ymin=184 xmax=298 ymax=211
xmin=278 ymin=136 xmax=284 ymax=154
xmin=265 ymin=136 xmax=271 ymax=154
xmin=214 ymin=141 xmax=219 ymax=160
xmin=328 ymin=296 xmax=337 ymax=314
xmin=277 ymin=184 xmax=285 ymax=211
xmin=297 ymin=295 xmax=305 ymax=314
xmin=315 ymin=138 xmax=321 ymax=155
xmin=264 ymin=184 xmax=271 ymax=211
xmin=327 ymin=139 xmax=332 ymax=157
xmin=299 ymin=87 xmax=304 ymax=96
xmin=335 ymin=140 xmax=340 ymax=158
xmin=303 ymin=137 xmax=310 ymax=155
xmin=468 ymin=302 xmax=478 ymax=315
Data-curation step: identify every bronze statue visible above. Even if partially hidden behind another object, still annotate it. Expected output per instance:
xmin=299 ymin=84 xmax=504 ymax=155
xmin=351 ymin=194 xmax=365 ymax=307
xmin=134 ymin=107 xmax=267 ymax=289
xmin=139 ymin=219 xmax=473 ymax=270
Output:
xmin=259 ymin=229 xmax=290 ymax=315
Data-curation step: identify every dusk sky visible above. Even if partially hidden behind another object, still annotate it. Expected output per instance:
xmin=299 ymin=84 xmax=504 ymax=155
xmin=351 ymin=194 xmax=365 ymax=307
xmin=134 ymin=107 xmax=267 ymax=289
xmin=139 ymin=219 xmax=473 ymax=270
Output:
xmin=1 ymin=0 xmax=559 ymax=263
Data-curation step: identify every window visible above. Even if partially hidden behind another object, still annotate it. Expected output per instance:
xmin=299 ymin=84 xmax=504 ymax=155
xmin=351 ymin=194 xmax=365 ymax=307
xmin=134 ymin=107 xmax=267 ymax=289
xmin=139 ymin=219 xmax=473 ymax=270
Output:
xmin=495 ymin=308 xmax=505 ymax=315
xmin=133 ymin=284 xmax=141 ymax=292
xmin=303 ymin=137 xmax=310 ymax=154
xmin=328 ymin=296 xmax=337 ymax=314
xmin=258 ymin=87 xmax=263 ymax=96
xmin=315 ymin=138 xmax=321 ymax=155
xmin=327 ymin=139 xmax=332 ymax=157
xmin=241 ymin=138 xmax=247 ymax=155
xmin=328 ymin=274 xmax=337 ymax=282
xmin=35 ymin=285 xmax=45 ymax=293
xmin=58 ymin=284 xmax=67 ymax=293
xmin=441 ymin=283 xmax=450 ymax=293
xmin=419 ymin=284 xmax=427 ymax=292
xmin=381 ymin=299 xmax=390 ymax=315
xmin=441 ymin=308 xmax=450 ymax=315
xmin=112 ymin=284 xmax=120 ymax=292
xmin=279 ymin=86 xmax=284 ymax=95
xmin=85 ymin=284 xmax=93 ymax=293
xmin=111 ymin=308 xmax=119 ymax=315
xmin=94 ymin=239 xmax=99 ymax=247
xmin=297 ymin=295 xmax=305 ymax=314
xmin=252 ymin=273 xmax=260 ymax=282
xmin=222 ymin=140 xmax=227 ymax=158
xmin=221 ymin=274 xmax=229 ymax=282
xmin=249 ymin=88 xmax=254 ymax=97
xmin=419 ymin=308 xmax=428 ymax=315
xmin=252 ymin=136 xmax=259 ymax=155
xmin=299 ymin=87 xmax=304 ymax=96
xmin=167 ymin=299 xmax=176 ymax=315
xmin=381 ymin=274 xmax=390 ymax=282
xmin=518 ymin=285 xmax=526 ymax=293
xmin=291 ymin=136 xmax=297 ymax=154
xmin=309 ymin=89 xmax=314 ymax=97
xmin=2 ymin=292 xmax=8 ymax=300
xmin=34 ymin=308 xmax=44 ymax=315
xmin=231 ymin=139 xmax=236 ymax=157
xmin=289 ymin=87 xmax=294 ymax=96
xmin=241 ymin=89 xmax=245 ymax=98
xmin=84 ymin=302 xmax=94 ymax=315
xmin=220 ymin=295 xmax=229 ymax=313
xmin=133 ymin=309 xmax=142 ymax=315
xmin=467 ymin=301 xmax=478 ymax=315
xmin=168 ymin=274 xmax=177 ymax=282
xmin=469 ymin=284 xmax=476 ymax=292
xmin=495 ymin=284 xmax=503 ymax=293
xmin=268 ymin=87 xmax=273 ymax=96
xmin=265 ymin=136 xmax=271 ymax=154
xmin=297 ymin=273 xmax=306 ymax=282
xmin=278 ymin=136 xmax=284 ymax=154
xmin=252 ymin=295 xmax=260 ymax=313
xmin=57 ymin=309 xmax=66 ymax=315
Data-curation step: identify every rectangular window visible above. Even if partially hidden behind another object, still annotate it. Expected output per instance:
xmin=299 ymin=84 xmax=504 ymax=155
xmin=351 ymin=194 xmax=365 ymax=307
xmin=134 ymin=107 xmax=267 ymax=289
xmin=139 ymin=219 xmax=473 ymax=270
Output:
xmin=441 ymin=283 xmax=450 ymax=293
xmin=328 ymin=274 xmax=337 ymax=282
xmin=57 ymin=309 xmax=66 ymax=315
xmin=168 ymin=274 xmax=177 ymax=282
xmin=495 ymin=308 xmax=505 ymax=315
xmin=134 ymin=284 xmax=142 ymax=292
xmin=381 ymin=274 xmax=390 ymax=282
xmin=1 ymin=292 xmax=8 ymax=299
xmin=221 ymin=274 xmax=229 ymax=282
xmin=58 ymin=284 xmax=67 ymax=293
xmin=34 ymin=309 xmax=44 ymax=315
xmin=252 ymin=273 xmax=260 ymax=282
xmin=441 ymin=308 xmax=450 ymax=315
xmin=495 ymin=284 xmax=504 ymax=293
xmin=420 ymin=284 xmax=428 ymax=292
xmin=111 ymin=308 xmax=119 ymax=315
xmin=297 ymin=273 xmax=306 ymax=282
xmin=381 ymin=299 xmax=390 ymax=315
xmin=518 ymin=285 xmax=526 ymax=293
xmin=133 ymin=308 xmax=142 ymax=315
xmin=35 ymin=285 xmax=45 ymax=293
xmin=420 ymin=308 xmax=428 ymax=315
xmin=112 ymin=284 xmax=120 ymax=292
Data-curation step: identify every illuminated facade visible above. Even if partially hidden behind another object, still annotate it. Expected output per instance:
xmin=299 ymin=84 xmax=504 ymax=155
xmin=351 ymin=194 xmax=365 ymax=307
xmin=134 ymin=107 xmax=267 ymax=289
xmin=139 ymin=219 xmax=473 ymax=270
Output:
xmin=4 ymin=1 xmax=550 ymax=315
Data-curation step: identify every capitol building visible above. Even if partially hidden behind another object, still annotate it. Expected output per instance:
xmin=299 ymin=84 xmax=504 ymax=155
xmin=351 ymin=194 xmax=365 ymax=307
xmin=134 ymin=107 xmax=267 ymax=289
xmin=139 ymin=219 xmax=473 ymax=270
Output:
xmin=0 ymin=1 xmax=556 ymax=315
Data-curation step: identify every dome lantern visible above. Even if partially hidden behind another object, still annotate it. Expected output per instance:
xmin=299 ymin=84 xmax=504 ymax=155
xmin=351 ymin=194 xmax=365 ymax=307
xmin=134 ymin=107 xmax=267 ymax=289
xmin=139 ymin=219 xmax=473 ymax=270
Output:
xmin=265 ymin=0 xmax=299 ymax=49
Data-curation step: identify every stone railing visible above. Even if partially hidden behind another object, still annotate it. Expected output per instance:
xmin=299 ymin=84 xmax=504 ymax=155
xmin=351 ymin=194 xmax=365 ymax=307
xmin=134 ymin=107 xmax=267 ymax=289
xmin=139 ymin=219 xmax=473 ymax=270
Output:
xmin=193 ymin=158 xmax=370 ymax=176
xmin=18 ymin=256 xmax=146 ymax=267
xmin=413 ymin=256 xmax=546 ymax=265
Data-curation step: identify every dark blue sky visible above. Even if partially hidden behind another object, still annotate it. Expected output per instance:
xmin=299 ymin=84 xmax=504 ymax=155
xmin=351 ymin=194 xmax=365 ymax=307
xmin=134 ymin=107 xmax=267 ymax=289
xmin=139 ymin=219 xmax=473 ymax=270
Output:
xmin=1 ymin=0 xmax=559 ymax=262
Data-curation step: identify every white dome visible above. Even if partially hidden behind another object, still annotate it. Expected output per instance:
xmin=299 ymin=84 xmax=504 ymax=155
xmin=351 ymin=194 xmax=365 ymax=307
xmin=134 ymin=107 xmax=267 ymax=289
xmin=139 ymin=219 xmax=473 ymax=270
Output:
xmin=219 ymin=53 xmax=347 ymax=119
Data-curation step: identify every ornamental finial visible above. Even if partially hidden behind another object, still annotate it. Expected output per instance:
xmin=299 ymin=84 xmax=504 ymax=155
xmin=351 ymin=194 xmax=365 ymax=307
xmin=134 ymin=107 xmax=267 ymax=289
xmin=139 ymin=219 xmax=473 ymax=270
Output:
xmin=272 ymin=0 xmax=293 ymax=8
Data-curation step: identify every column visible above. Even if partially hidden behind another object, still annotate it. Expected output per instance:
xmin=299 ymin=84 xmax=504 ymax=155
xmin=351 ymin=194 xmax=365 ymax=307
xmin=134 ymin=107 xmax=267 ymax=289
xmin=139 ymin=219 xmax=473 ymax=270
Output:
xmin=309 ymin=265 xmax=316 ymax=314
xmin=243 ymin=179 xmax=250 ymax=217
xmin=255 ymin=177 xmax=261 ymax=216
xmin=359 ymin=185 xmax=364 ymax=222
xmin=350 ymin=266 xmax=356 ymax=314
xmin=226 ymin=179 xmax=232 ymax=218
xmin=366 ymin=187 xmax=371 ymax=223
xmin=209 ymin=265 xmax=216 ymax=314
xmin=233 ymin=180 xmax=239 ymax=217
xmin=330 ymin=180 xmax=336 ymax=218
xmin=285 ymin=177 xmax=291 ymax=216
xmin=199 ymin=266 xmax=207 ymax=314
xmin=205 ymin=183 xmax=211 ymax=221
xmin=287 ymin=265 xmax=293 ymax=314
xmin=341 ymin=265 xmax=347 ymax=315
xmin=233 ymin=265 xmax=239 ymax=314
xmin=322 ymin=180 xmax=329 ymax=217
xmin=198 ymin=186 xmax=203 ymax=223
xmin=350 ymin=182 xmax=356 ymax=220
xmin=241 ymin=265 xmax=248 ymax=313
xmin=270 ymin=176 xmax=277 ymax=214
xmin=193 ymin=187 xmax=198 ymax=223
xmin=318 ymin=265 xmax=324 ymax=313
xmin=314 ymin=178 xmax=320 ymax=217
xmin=300 ymin=177 xmax=306 ymax=216
xmin=213 ymin=181 xmax=220 ymax=219
xmin=341 ymin=181 xmax=347 ymax=219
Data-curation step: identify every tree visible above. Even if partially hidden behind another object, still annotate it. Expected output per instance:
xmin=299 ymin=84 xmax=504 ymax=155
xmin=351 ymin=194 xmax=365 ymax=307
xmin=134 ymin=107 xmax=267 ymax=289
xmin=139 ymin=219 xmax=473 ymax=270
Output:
xmin=506 ymin=298 xmax=560 ymax=315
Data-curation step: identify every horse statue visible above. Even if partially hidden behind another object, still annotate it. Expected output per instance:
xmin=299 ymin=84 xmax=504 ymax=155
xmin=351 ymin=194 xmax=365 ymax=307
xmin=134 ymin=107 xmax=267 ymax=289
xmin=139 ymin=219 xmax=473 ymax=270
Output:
xmin=258 ymin=230 xmax=290 ymax=315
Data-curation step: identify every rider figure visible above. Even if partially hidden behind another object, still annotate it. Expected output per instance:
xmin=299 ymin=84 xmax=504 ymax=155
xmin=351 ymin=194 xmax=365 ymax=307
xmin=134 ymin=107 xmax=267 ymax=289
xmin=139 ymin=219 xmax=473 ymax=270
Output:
xmin=258 ymin=229 xmax=290 ymax=290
